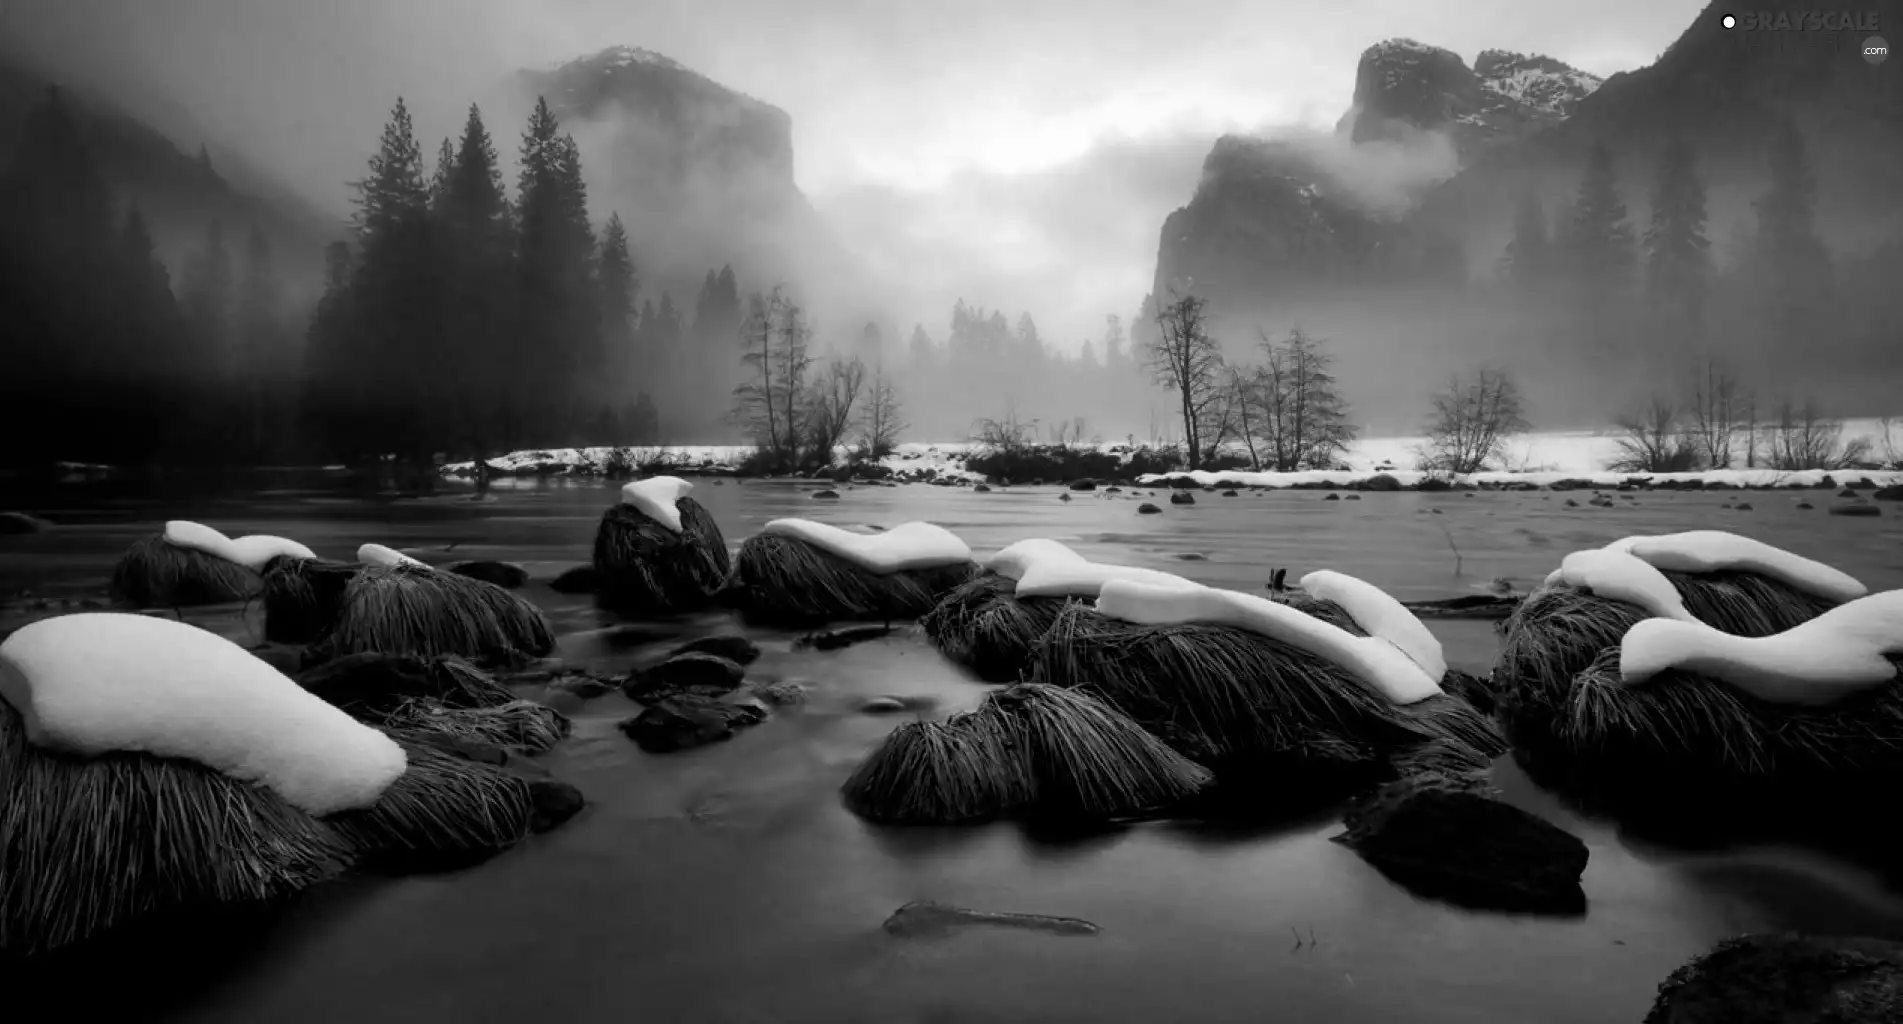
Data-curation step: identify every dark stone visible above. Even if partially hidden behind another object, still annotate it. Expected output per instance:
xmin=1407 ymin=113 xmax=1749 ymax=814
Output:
xmin=1873 ymin=485 xmax=1903 ymax=501
xmin=1345 ymin=494 xmax=1361 ymax=500
xmin=549 ymin=565 xmax=604 ymax=594
xmin=1733 ymin=502 xmax=1753 ymax=511
xmin=1838 ymin=487 xmax=1859 ymax=498
xmin=812 ymin=489 xmax=840 ymax=499
xmin=1058 ymin=493 xmax=1073 ymax=502
xmin=1415 ymin=477 xmax=1452 ymax=492
xmin=1334 ymin=775 xmax=1589 ymax=915
xmin=1796 ymin=501 xmax=1815 ymax=510
xmin=796 ymin=624 xmax=893 ymax=650
xmin=1564 ymin=499 xmax=1580 ymax=507
xmin=1169 ymin=492 xmax=1195 ymax=505
xmin=0 ymin=511 xmax=50 ymax=535
xmin=618 ymin=695 xmax=768 ymax=753
xmin=1137 ymin=503 xmax=1162 ymax=514
xmin=749 ymin=679 xmax=807 ymax=706
xmin=1324 ymin=492 xmax=1341 ymax=501
xmin=624 ymin=652 xmax=746 ymax=702
xmin=669 ymin=634 xmax=762 ymax=665
xmin=973 ymin=483 xmax=992 ymax=493
xmin=447 ymin=560 xmax=531 ymax=589
xmin=1360 ymin=474 xmax=1403 ymax=492
xmin=525 ymin=779 xmax=586 ymax=833
xmin=553 ymin=674 xmax=617 ymax=700
xmin=1103 ymin=486 xmax=1122 ymax=493
xmin=1068 ymin=478 xmax=1099 ymax=491
xmin=1177 ymin=552 xmax=1207 ymax=561
xmin=883 ymin=900 xmax=1100 ymax=939
xmin=1830 ymin=503 xmax=1881 ymax=517
xmin=861 ymin=696 xmax=907 ymax=713
xmin=1221 ymin=489 xmax=1239 ymax=497
xmin=1643 ymin=934 xmax=1903 ymax=1024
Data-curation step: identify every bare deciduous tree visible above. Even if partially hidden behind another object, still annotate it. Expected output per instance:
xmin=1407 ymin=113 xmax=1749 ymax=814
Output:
xmin=1232 ymin=328 xmax=1357 ymax=471
xmin=1227 ymin=365 xmax=1266 ymax=470
xmin=856 ymin=363 xmax=907 ymax=461
xmin=1418 ymin=366 xmax=1529 ymax=474
xmin=1607 ymin=397 xmax=1696 ymax=472
xmin=1146 ymin=291 xmax=1225 ymax=470
xmin=1685 ymin=354 xmax=1748 ymax=469
xmin=731 ymin=286 xmax=819 ymax=469
xmin=804 ymin=356 xmax=866 ymax=460
xmin=1045 ymin=416 xmax=1090 ymax=447
xmin=1763 ymin=396 xmax=1867 ymax=470
xmin=971 ymin=397 xmax=1039 ymax=452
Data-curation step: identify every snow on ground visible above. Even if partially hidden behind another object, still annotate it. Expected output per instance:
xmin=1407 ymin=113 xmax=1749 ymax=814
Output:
xmin=1299 ymin=570 xmax=1447 ymax=681
xmin=359 ymin=543 xmax=426 ymax=569
xmin=1095 ymin=579 xmax=1443 ymax=705
xmin=441 ymin=418 xmax=1903 ymax=488
xmin=164 ymin=520 xmax=316 ymax=571
xmin=759 ymin=519 xmax=972 ymax=574
xmin=0 ymin=612 xmax=407 ymax=815
xmin=1619 ymin=590 xmax=1903 ymax=704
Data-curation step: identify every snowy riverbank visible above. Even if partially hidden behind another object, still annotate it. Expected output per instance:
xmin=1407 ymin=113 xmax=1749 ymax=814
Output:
xmin=442 ymin=420 xmax=1903 ymax=491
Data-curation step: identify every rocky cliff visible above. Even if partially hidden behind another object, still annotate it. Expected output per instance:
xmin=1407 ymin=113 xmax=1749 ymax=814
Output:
xmin=517 ymin=46 xmax=853 ymax=305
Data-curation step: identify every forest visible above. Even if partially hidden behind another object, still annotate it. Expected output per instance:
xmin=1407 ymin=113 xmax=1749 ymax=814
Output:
xmin=0 ymin=84 xmax=1894 ymax=476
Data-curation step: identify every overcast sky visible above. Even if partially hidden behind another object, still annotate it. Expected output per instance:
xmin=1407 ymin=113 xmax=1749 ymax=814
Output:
xmin=4 ymin=0 xmax=1709 ymax=346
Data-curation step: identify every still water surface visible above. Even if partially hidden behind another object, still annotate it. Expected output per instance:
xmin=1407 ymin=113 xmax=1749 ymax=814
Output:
xmin=5 ymin=476 xmax=1903 ymax=1023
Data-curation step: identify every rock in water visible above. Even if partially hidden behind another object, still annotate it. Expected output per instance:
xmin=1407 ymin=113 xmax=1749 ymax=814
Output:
xmin=623 ymin=652 xmax=747 ymax=702
xmin=1169 ymin=492 xmax=1195 ymax=506
xmin=1068 ymin=479 xmax=1098 ymax=491
xmin=749 ymin=679 xmax=807 ymax=706
xmin=1872 ymin=485 xmax=1903 ymax=501
xmin=860 ymin=696 xmax=907 ymax=713
xmin=1334 ymin=775 xmax=1588 ymax=915
xmin=812 ymin=489 xmax=840 ymax=499
xmin=548 ymin=565 xmax=604 ymax=594
xmin=1643 ymin=934 xmax=1903 ymax=1024
xmin=1324 ymin=493 xmax=1341 ymax=501
xmin=1831 ymin=503 xmax=1881 ymax=517
xmin=668 ymin=634 xmax=762 ymax=665
xmin=619 ymin=695 xmax=768 ymax=753
xmin=882 ymin=900 xmax=1100 ymax=939
xmin=525 ymin=779 xmax=587 ymax=833
xmin=1221 ymin=489 xmax=1239 ymax=497
xmin=1137 ymin=503 xmax=1162 ymax=515
xmin=796 ymin=624 xmax=893 ymax=650
xmin=973 ymin=484 xmax=992 ymax=493
xmin=447 ymin=560 xmax=531 ymax=589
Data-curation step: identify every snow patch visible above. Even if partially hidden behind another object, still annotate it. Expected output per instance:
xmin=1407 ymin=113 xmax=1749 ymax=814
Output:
xmin=620 ymin=475 xmax=694 ymax=533
xmin=359 ymin=543 xmax=426 ymax=569
xmin=1618 ymin=590 xmax=1903 ymax=704
xmin=1095 ymin=580 xmax=1443 ymax=705
xmin=0 ymin=613 xmax=407 ymax=815
xmin=1557 ymin=548 xmax=1694 ymax=621
xmin=760 ymin=519 xmax=971 ymax=574
xmin=1623 ymin=531 xmax=1866 ymax=604
xmin=1300 ymin=570 xmax=1447 ymax=681
xmin=988 ymin=538 xmax=1199 ymax=599
xmin=163 ymin=520 xmax=316 ymax=571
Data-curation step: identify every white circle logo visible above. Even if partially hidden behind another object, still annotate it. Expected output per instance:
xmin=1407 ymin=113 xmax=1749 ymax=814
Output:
xmin=1721 ymin=14 xmax=1738 ymax=29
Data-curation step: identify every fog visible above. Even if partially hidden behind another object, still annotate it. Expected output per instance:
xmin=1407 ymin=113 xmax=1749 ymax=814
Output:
xmin=0 ymin=0 xmax=1704 ymax=355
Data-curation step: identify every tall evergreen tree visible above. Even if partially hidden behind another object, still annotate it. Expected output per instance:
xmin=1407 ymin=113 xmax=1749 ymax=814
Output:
xmin=439 ymin=104 xmax=515 ymax=455
xmin=1500 ymin=188 xmax=1550 ymax=287
xmin=429 ymin=137 xmax=456 ymax=210
xmin=516 ymin=99 xmax=599 ymax=442
xmin=180 ymin=220 xmax=235 ymax=376
xmin=1643 ymin=138 xmax=1711 ymax=334
xmin=1565 ymin=142 xmax=1635 ymax=292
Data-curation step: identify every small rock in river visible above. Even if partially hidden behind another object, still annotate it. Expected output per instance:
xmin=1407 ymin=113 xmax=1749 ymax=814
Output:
xmin=882 ymin=900 xmax=1101 ymax=939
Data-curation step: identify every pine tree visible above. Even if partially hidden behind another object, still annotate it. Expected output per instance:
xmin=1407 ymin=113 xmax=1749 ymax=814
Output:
xmin=1751 ymin=117 xmax=1833 ymax=337
xmin=439 ymin=104 xmax=514 ymax=455
xmin=516 ymin=99 xmax=600 ymax=442
xmin=1643 ymin=138 xmax=1710 ymax=334
xmin=1500 ymin=188 xmax=1549 ymax=287
xmin=598 ymin=212 xmax=636 ymax=400
xmin=1565 ymin=142 xmax=1635 ymax=292
xmin=429 ymin=137 xmax=456 ymax=210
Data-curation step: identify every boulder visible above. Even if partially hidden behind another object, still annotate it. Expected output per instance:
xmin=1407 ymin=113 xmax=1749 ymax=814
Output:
xmin=1068 ymin=479 xmax=1099 ymax=491
xmin=668 ymin=634 xmax=762 ymax=665
xmin=1221 ymin=489 xmax=1239 ymax=497
xmin=526 ymin=778 xmax=587 ymax=833
xmin=1324 ymin=493 xmax=1341 ymax=501
xmin=1872 ymin=485 xmax=1903 ymax=501
xmin=623 ymin=652 xmax=747 ymax=702
xmin=1345 ymin=494 xmax=1362 ymax=501
xmin=1360 ymin=474 xmax=1403 ymax=492
xmin=860 ymin=696 xmax=907 ymax=713
xmin=548 ymin=565 xmax=604 ymax=594
xmin=1334 ymin=775 xmax=1588 ymax=915
xmin=619 ymin=695 xmax=768 ymax=753
xmin=1137 ymin=503 xmax=1162 ymax=515
xmin=812 ymin=489 xmax=840 ymax=499
xmin=1643 ymin=934 xmax=1903 ymax=1024
xmin=749 ymin=679 xmax=807 ymax=706
xmin=1169 ymin=492 xmax=1196 ymax=506
xmin=1830 ymin=503 xmax=1881 ymax=517
xmin=973 ymin=484 xmax=992 ymax=493
xmin=447 ymin=560 xmax=531 ymax=589
xmin=1796 ymin=501 xmax=1815 ymax=510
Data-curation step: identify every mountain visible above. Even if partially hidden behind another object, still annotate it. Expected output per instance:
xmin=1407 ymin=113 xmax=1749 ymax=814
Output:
xmin=0 ymin=55 xmax=341 ymax=296
xmin=516 ymin=46 xmax=859 ymax=311
xmin=1146 ymin=0 xmax=1903 ymax=428
xmin=1151 ymin=38 xmax=1597 ymax=312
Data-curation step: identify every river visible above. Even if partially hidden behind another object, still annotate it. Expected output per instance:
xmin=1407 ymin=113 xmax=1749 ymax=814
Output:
xmin=5 ymin=474 xmax=1903 ymax=1023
